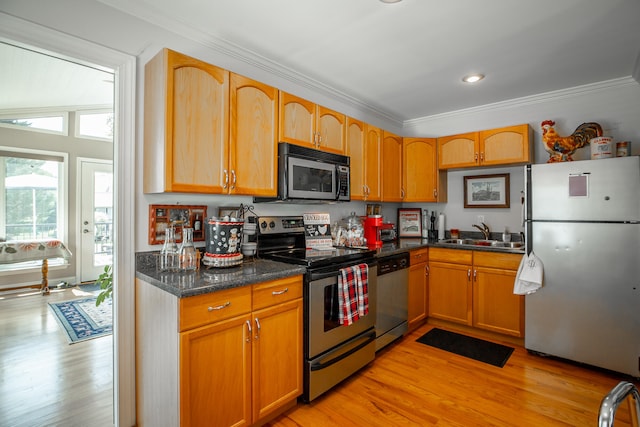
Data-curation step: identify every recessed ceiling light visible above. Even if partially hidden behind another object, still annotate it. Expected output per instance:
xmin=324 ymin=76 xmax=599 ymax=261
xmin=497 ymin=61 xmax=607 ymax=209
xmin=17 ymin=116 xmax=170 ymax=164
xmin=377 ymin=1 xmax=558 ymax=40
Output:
xmin=462 ymin=74 xmax=485 ymax=83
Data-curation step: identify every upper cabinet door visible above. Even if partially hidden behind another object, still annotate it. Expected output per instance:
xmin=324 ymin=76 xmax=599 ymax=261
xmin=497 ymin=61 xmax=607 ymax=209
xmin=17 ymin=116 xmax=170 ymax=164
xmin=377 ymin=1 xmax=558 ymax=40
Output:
xmin=229 ymin=73 xmax=278 ymax=197
xmin=404 ymin=137 xmax=445 ymax=202
xmin=381 ymin=131 xmax=404 ymax=202
xmin=479 ymin=124 xmax=531 ymax=166
xmin=316 ymin=106 xmax=345 ymax=154
xmin=437 ymin=132 xmax=479 ymax=169
xmin=278 ymin=92 xmax=316 ymax=148
xmin=364 ymin=125 xmax=382 ymax=201
xmin=144 ymin=48 xmax=229 ymax=193
xmin=346 ymin=118 xmax=366 ymax=200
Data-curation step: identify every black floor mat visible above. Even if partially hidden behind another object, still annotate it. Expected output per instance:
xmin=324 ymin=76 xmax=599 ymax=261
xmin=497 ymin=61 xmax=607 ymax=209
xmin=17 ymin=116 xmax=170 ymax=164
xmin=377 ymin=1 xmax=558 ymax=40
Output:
xmin=416 ymin=328 xmax=514 ymax=367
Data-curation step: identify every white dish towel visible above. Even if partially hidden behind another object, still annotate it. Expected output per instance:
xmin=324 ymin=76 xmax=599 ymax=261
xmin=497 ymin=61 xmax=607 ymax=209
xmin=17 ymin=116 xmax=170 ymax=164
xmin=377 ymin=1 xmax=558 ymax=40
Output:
xmin=513 ymin=251 xmax=544 ymax=295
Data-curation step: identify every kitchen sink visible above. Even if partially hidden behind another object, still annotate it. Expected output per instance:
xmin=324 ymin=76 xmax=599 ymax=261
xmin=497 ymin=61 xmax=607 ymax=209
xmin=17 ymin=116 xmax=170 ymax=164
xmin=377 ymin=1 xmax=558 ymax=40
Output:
xmin=439 ymin=239 xmax=524 ymax=250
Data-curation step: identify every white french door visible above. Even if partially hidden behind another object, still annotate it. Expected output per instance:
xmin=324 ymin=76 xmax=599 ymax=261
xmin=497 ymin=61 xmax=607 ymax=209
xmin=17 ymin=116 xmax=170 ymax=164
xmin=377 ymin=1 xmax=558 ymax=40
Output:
xmin=79 ymin=159 xmax=113 ymax=282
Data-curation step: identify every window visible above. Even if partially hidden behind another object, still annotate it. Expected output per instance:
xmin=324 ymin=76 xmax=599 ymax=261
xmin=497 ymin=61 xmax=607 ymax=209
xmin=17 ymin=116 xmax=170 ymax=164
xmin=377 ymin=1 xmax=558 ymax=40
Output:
xmin=0 ymin=113 xmax=68 ymax=135
xmin=0 ymin=148 xmax=66 ymax=242
xmin=76 ymin=110 xmax=114 ymax=141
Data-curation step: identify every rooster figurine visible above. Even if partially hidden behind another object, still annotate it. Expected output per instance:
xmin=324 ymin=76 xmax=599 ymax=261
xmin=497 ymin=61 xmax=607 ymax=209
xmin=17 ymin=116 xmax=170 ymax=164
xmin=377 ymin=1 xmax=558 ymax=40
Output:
xmin=541 ymin=120 xmax=603 ymax=162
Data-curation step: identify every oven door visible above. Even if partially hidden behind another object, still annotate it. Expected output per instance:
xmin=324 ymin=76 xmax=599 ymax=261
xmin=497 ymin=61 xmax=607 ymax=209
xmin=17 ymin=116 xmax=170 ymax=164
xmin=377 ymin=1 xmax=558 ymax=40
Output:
xmin=307 ymin=263 xmax=377 ymax=359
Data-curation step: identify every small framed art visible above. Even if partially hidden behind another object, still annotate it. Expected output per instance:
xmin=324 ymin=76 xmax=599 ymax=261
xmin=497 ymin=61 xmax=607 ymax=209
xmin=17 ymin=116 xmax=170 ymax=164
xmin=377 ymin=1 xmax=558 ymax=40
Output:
xmin=463 ymin=173 xmax=510 ymax=208
xmin=397 ymin=208 xmax=422 ymax=237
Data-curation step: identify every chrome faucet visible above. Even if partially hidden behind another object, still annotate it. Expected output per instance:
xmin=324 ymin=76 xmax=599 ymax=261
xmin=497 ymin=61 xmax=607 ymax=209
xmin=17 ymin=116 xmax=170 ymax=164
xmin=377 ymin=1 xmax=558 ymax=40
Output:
xmin=472 ymin=222 xmax=491 ymax=240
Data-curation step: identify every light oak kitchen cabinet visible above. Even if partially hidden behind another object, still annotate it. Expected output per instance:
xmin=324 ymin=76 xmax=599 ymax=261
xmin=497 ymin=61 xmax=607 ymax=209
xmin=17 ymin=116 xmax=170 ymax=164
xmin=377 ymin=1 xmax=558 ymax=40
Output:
xmin=437 ymin=124 xmax=531 ymax=169
xmin=428 ymin=247 xmax=524 ymax=338
xmin=428 ymin=248 xmax=473 ymax=325
xmin=472 ymin=251 xmax=524 ymax=337
xmin=144 ymin=48 xmax=229 ymax=193
xmin=228 ymin=73 xmax=279 ymax=197
xmin=381 ymin=131 xmax=404 ymax=202
xmin=347 ymin=119 xmax=382 ymax=201
xmin=143 ymin=49 xmax=278 ymax=196
xmin=136 ymin=275 xmax=303 ymax=427
xmin=278 ymin=91 xmax=345 ymax=154
xmin=403 ymin=137 xmax=447 ymax=202
xmin=408 ymin=248 xmax=429 ymax=332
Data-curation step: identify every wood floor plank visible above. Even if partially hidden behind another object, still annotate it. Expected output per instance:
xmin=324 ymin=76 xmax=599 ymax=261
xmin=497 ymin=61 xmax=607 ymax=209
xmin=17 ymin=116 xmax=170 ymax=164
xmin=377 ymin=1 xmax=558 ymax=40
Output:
xmin=268 ymin=323 xmax=639 ymax=427
xmin=0 ymin=287 xmax=113 ymax=426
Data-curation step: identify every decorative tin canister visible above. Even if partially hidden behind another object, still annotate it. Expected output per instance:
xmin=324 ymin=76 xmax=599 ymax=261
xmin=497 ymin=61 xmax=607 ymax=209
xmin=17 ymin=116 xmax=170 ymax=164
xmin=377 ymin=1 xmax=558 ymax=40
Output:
xmin=203 ymin=218 xmax=244 ymax=267
xmin=616 ymin=141 xmax=630 ymax=157
xmin=590 ymin=136 xmax=613 ymax=159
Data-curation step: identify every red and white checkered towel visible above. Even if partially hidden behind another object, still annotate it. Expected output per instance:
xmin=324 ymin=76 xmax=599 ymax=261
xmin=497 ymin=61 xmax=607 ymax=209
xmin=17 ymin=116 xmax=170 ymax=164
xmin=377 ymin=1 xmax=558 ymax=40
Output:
xmin=338 ymin=263 xmax=369 ymax=326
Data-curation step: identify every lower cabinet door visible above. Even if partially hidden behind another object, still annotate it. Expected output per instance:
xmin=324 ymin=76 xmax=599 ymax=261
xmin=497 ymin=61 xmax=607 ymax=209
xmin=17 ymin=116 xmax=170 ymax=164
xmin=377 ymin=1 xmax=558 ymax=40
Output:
xmin=180 ymin=314 xmax=252 ymax=427
xmin=473 ymin=267 xmax=524 ymax=337
xmin=428 ymin=261 xmax=472 ymax=325
xmin=251 ymin=298 xmax=303 ymax=422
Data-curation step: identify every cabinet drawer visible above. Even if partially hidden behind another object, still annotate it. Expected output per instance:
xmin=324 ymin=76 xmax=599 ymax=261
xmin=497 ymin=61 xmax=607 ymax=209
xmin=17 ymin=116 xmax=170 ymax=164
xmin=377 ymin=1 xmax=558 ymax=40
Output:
xmin=429 ymin=247 xmax=473 ymax=264
xmin=252 ymin=275 xmax=303 ymax=311
xmin=473 ymin=251 xmax=523 ymax=270
xmin=179 ymin=286 xmax=252 ymax=332
xmin=410 ymin=248 xmax=428 ymax=264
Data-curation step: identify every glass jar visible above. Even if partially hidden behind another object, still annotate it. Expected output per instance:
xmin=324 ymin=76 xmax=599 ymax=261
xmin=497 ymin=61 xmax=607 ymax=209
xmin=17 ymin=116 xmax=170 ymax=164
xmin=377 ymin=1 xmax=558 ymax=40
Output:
xmin=159 ymin=227 xmax=179 ymax=272
xmin=343 ymin=211 xmax=366 ymax=247
xmin=178 ymin=228 xmax=197 ymax=271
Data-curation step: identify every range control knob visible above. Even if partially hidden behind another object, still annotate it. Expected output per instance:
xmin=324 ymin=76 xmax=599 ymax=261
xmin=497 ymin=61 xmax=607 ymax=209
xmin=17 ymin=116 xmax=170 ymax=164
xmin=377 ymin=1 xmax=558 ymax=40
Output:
xmin=269 ymin=221 xmax=276 ymax=229
xmin=260 ymin=221 xmax=268 ymax=229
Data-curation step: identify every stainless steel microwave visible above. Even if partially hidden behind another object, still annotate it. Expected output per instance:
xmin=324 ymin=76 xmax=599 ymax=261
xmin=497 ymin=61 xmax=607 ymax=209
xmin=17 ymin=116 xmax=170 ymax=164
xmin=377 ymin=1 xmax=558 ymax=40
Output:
xmin=254 ymin=142 xmax=350 ymax=203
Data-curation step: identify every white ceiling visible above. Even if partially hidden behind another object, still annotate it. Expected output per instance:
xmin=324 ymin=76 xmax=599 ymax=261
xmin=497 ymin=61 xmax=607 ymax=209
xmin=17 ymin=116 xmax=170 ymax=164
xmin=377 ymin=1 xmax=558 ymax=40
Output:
xmin=2 ymin=0 xmax=640 ymax=123
xmin=0 ymin=42 xmax=114 ymax=113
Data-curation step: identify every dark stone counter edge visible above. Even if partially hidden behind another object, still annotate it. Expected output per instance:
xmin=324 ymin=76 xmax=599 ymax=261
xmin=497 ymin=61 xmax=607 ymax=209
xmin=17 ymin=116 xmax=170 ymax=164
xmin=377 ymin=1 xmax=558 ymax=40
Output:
xmin=377 ymin=238 xmax=525 ymax=256
xmin=135 ymin=252 xmax=306 ymax=298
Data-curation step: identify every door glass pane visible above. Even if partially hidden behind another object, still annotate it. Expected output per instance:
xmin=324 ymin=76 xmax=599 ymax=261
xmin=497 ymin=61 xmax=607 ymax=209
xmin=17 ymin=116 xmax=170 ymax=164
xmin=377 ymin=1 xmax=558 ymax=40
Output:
xmin=93 ymin=171 xmax=113 ymax=266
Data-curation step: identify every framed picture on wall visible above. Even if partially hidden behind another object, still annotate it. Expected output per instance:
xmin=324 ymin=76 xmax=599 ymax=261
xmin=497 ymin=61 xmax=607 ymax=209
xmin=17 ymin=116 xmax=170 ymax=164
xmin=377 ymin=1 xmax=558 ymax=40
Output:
xmin=463 ymin=173 xmax=510 ymax=208
xmin=397 ymin=208 xmax=422 ymax=237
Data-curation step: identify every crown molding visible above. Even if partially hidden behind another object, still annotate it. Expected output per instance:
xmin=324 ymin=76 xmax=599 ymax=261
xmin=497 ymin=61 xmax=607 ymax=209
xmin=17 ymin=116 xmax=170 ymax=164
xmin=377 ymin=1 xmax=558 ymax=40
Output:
xmin=98 ymin=0 xmax=403 ymax=127
xmin=403 ymin=76 xmax=639 ymax=130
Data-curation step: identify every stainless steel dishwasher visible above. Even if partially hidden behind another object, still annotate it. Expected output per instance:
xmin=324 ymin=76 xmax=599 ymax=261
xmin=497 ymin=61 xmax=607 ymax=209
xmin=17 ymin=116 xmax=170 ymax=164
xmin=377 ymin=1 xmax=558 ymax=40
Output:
xmin=375 ymin=251 xmax=409 ymax=351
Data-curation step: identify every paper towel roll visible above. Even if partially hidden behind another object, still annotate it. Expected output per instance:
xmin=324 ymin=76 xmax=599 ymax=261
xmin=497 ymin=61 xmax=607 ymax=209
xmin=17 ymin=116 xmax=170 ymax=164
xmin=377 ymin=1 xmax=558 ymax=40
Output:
xmin=438 ymin=213 xmax=445 ymax=240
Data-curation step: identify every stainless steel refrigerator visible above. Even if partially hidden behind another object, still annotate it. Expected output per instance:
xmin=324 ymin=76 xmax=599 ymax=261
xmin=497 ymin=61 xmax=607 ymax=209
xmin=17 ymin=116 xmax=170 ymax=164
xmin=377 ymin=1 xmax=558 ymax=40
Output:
xmin=524 ymin=156 xmax=640 ymax=377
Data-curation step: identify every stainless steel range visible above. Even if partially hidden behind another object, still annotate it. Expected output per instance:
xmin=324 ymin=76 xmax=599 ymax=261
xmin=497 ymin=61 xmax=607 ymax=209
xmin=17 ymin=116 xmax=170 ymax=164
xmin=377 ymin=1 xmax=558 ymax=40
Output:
xmin=256 ymin=216 xmax=378 ymax=402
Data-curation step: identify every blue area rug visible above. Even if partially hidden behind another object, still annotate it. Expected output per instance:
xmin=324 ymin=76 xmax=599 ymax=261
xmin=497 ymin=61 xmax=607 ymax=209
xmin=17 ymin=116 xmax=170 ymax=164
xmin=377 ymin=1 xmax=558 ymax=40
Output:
xmin=49 ymin=297 xmax=112 ymax=344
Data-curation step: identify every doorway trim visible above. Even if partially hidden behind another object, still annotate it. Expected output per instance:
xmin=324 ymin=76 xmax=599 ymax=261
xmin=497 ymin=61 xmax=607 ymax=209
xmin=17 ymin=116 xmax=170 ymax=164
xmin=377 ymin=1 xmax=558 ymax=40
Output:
xmin=0 ymin=12 xmax=137 ymax=427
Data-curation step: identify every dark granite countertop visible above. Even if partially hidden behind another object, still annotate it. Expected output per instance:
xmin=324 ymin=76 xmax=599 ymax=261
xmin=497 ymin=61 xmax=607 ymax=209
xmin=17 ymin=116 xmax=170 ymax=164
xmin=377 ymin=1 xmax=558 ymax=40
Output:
xmin=136 ymin=236 xmax=523 ymax=298
xmin=135 ymin=252 xmax=306 ymax=298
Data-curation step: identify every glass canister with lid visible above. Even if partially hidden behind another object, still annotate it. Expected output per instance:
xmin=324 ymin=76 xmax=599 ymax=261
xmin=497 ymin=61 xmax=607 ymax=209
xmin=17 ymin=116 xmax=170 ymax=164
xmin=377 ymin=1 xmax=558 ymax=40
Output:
xmin=333 ymin=211 xmax=366 ymax=247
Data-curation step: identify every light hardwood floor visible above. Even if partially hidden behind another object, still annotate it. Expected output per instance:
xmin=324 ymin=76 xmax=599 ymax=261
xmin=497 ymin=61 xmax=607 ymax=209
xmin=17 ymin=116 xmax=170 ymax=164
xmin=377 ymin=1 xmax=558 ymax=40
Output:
xmin=268 ymin=322 xmax=639 ymax=427
xmin=0 ymin=286 xmax=113 ymax=427
xmin=1 ymin=288 xmax=637 ymax=427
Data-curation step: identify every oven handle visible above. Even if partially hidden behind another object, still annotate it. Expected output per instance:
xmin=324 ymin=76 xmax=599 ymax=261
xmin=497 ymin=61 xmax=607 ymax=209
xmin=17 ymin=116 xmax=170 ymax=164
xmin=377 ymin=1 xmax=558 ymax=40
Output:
xmin=309 ymin=329 xmax=375 ymax=371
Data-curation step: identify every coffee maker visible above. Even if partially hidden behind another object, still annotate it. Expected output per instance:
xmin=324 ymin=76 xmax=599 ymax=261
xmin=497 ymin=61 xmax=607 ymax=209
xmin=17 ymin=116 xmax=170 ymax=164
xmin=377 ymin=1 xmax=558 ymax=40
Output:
xmin=364 ymin=215 xmax=385 ymax=247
